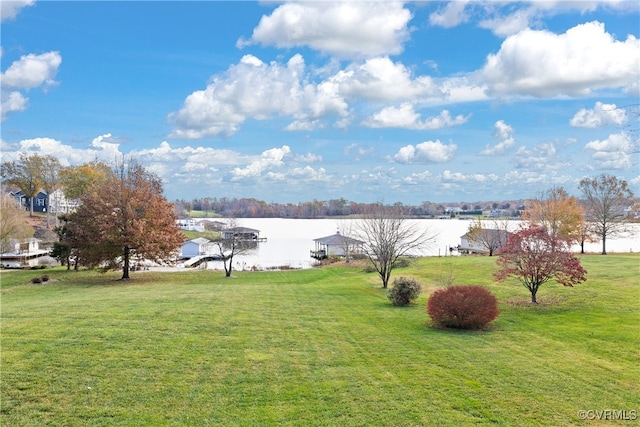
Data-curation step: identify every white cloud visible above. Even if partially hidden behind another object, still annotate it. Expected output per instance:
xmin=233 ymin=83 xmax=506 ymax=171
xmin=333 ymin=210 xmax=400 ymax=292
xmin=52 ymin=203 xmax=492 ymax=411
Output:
xmin=480 ymin=120 xmax=516 ymax=155
xmin=363 ymin=103 xmax=470 ymax=130
xmin=585 ymin=133 xmax=634 ymax=169
xmin=0 ymin=0 xmax=35 ymax=22
xmin=570 ymin=102 xmax=628 ymax=128
xmin=231 ymin=146 xmax=292 ymax=181
xmin=4 ymin=134 xmax=122 ymax=165
xmin=479 ymin=7 xmax=539 ymax=37
xmin=441 ymin=170 xmax=499 ymax=183
xmin=0 ymin=51 xmax=62 ymax=121
xmin=429 ymin=0 xmax=470 ymax=28
xmin=1 ymin=91 xmax=28 ymax=121
xmin=334 ymin=57 xmax=440 ymax=102
xmin=392 ymin=140 xmax=457 ymax=164
xmin=169 ymin=54 xmax=348 ymax=139
xmin=1 ymin=51 xmax=62 ymax=89
xmin=238 ymin=1 xmax=412 ymax=58
xmin=513 ymin=142 xmax=572 ymax=172
xmin=481 ymin=21 xmax=640 ymax=97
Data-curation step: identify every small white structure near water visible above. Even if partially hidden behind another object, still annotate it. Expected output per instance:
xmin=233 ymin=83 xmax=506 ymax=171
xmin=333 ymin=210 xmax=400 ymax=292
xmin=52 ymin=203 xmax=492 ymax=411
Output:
xmin=181 ymin=237 xmax=211 ymax=258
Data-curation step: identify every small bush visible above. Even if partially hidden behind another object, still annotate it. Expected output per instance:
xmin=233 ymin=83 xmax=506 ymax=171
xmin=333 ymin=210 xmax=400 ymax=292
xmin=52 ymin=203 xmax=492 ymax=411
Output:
xmin=427 ymin=285 xmax=499 ymax=330
xmin=362 ymin=263 xmax=376 ymax=273
xmin=31 ymin=277 xmax=42 ymax=284
xmin=393 ymin=257 xmax=411 ymax=268
xmin=388 ymin=277 xmax=422 ymax=306
xmin=41 ymin=275 xmax=50 ymax=282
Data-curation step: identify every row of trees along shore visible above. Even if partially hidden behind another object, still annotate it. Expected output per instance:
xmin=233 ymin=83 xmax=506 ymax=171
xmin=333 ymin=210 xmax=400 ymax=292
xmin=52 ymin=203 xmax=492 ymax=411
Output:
xmin=1 ymin=154 xmax=637 ymax=283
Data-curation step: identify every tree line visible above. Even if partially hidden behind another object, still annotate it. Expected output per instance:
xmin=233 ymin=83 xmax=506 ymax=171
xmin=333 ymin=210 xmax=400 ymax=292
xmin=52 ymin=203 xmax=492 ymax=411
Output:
xmin=174 ymin=197 xmax=524 ymax=219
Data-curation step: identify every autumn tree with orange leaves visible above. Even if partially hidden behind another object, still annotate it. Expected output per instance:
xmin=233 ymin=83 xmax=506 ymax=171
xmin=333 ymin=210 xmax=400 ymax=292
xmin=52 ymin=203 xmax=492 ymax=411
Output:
xmin=64 ymin=160 xmax=184 ymax=279
xmin=522 ymin=187 xmax=584 ymax=242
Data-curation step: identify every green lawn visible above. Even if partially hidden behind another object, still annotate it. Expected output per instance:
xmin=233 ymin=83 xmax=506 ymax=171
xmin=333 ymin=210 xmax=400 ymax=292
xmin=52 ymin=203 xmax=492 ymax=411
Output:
xmin=1 ymin=255 xmax=638 ymax=426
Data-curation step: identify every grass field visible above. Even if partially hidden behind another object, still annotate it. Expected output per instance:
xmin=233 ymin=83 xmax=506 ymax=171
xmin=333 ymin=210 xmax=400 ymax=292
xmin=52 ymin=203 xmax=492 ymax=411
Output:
xmin=1 ymin=254 xmax=638 ymax=426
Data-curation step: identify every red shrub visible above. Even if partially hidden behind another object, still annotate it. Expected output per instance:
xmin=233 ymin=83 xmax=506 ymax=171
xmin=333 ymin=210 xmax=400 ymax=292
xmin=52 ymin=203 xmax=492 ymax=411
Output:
xmin=427 ymin=285 xmax=499 ymax=330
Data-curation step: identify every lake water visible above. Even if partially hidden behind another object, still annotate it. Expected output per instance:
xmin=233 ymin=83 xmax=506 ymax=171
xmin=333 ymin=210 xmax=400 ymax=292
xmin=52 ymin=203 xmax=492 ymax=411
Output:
xmin=193 ymin=218 xmax=640 ymax=271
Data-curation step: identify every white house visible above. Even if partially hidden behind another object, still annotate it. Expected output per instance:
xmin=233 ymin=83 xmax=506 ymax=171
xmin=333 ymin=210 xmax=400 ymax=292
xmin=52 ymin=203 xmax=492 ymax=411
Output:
xmin=181 ymin=238 xmax=211 ymax=258
xmin=176 ymin=218 xmax=205 ymax=232
xmin=48 ymin=189 xmax=80 ymax=214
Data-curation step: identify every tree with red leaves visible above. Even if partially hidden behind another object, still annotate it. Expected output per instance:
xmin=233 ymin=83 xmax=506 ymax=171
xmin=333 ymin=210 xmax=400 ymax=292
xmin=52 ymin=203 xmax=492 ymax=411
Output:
xmin=494 ymin=224 xmax=587 ymax=304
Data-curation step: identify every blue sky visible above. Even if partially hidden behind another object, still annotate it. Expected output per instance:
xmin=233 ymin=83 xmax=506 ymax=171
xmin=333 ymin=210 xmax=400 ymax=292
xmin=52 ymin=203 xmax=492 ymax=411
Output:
xmin=1 ymin=1 xmax=639 ymax=204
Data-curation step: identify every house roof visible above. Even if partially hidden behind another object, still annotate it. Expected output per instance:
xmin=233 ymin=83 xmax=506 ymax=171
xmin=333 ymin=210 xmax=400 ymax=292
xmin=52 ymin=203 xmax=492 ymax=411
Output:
xmin=313 ymin=233 xmax=365 ymax=246
xmin=460 ymin=229 xmax=512 ymax=239
xmin=186 ymin=237 xmax=210 ymax=245
xmin=224 ymin=227 xmax=260 ymax=233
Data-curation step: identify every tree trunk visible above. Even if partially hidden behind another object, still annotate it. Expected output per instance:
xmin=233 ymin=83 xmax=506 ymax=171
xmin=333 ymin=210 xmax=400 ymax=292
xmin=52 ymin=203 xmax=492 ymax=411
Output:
xmin=530 ymin=288 xmax=538 ymax=304
xmin=29 ymin=198 xmax=34 ymax=217
xmin=601 ymin=235 xmax=607 ymax=255
xmin=122 ymin=246 xmax=130 ymax=280
xmin=224 ymin=254 xmax=233 ymax=277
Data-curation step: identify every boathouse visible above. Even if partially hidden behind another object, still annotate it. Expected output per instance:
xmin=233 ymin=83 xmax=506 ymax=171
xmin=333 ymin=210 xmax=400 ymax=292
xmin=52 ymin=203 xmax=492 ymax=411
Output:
xmin=221 ymin=227 xmax=264 ymax=241
xmin=310 ymin=232 xmax=365 ymax=260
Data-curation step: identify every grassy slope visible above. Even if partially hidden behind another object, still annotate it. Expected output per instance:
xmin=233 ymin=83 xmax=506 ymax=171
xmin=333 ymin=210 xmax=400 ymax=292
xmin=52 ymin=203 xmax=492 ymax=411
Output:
xmin=1 ymin=254 xmax=638 ymax=426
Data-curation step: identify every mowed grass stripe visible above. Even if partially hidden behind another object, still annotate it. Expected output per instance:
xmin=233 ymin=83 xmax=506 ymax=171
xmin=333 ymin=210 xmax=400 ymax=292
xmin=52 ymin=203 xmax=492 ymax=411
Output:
xmin=1 ymin=255 xmax=638 ymax=426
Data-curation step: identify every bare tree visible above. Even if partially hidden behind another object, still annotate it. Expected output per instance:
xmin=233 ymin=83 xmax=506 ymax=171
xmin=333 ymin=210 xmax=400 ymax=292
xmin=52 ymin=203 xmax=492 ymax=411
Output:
xmin=354 ymin=203 xmax=436 ymax=288
xmin=212 ymin=217 xmax=256 ymax=277
xmin=336 ymin=220 xmax=361 ymax=263
xmin=465 ymin=218 xmax=511 ymax=256
xmin=578 ymin=174 xmax=634 ymax=255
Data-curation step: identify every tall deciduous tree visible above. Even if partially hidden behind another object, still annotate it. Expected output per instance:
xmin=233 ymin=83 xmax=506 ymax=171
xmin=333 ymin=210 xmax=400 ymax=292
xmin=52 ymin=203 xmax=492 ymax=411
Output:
xmin=1 ymin=153 xmax=43 ymax=217
xmin=59 ymin=161 xmax=111 ymax=200
xmin=495 ymin=224 xmax=587 ymax=304
xmin=522 ymin=187 xmax=584 ymax=242
xmin=0 ymin=194 xmax=33 ymax=253
xmin=578 ymin=174 xmax=634 ymax=255
xmin=354 ymin=203 xmax=436 ymax=288
xmin=65 ymin=160 xmax=184 ymax=279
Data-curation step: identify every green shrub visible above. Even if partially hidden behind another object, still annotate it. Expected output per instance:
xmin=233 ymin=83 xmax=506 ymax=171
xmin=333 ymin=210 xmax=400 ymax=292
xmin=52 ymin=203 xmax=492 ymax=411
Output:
xmin=393 ymin=257 xmax=411 ymax=268
xmin=31 ymin=277 xmax=42 ymax=284
xmin=362 ymin=263 xmax=376 ymax=273
xmin=388 ymin=277 xmax=422 ymax=306
xmin=427 ymin=285 xmax=499 ymax=330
